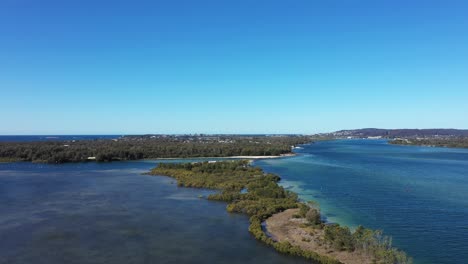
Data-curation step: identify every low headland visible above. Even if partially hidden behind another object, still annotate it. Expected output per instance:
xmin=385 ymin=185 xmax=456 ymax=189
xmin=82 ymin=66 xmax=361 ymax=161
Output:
xmin=389 ymin=138 xmax=468 ymax=148
xmin=324 ymin=128 xmax=468 ymax=149
xmin=147 ymin=160 xmax=412 ymax=264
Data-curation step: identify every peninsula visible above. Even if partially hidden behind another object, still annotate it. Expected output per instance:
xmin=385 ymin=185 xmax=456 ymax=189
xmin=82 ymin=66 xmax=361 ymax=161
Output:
xmin=147 ymin=160 xmax=412 ymax=264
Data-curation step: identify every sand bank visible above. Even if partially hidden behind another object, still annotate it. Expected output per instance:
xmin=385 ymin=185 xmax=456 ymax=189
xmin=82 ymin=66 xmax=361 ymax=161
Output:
xmin=266 ymin=209 xmax=372 ymax=264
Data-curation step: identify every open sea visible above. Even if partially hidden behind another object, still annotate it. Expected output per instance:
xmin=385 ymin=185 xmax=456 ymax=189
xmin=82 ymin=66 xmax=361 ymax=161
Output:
xmin=1 ymin=139 xmax=467 ymax=263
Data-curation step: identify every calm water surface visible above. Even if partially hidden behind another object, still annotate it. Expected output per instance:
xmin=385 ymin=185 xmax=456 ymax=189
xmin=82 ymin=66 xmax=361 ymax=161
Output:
xmin=255 ymin=139 xmax=468 ymax=264
xmin=0 ymin=160 xmax=310 ymax=264
xmin=2 ymin=140 xmax=467 ymax=264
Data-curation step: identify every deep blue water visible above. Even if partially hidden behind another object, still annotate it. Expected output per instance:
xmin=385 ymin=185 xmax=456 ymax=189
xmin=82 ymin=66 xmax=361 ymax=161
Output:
xmin=0 ymin=160 xmax=310 ymax=264
xmin=0 ymin=135 xmax=119 ymax=142
xmin=255 ymin=139 xmax=468 ymax=264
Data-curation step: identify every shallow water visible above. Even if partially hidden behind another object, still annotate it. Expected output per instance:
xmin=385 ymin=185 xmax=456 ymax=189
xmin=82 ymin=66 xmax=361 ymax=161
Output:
xmin=0 ymin=160 xmax=310 ymax=264
xmin=254 ymin=139 xmax=468 ymax=264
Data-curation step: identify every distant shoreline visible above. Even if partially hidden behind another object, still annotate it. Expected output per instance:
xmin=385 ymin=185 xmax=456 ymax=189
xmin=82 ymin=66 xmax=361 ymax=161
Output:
xmin=148 ymin=153 xmax=297 ymax=160
xmin=0 ymin=153 xmax=297 ymax=164
xmin=0 ymin=135 xmax=311 ymax=164
xmin=389 ymin=138 xmax=468 ymax=149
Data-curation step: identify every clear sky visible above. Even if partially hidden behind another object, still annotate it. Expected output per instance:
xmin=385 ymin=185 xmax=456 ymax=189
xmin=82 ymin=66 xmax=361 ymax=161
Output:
xmin=1 ymin=0 xmax=467 ymax=135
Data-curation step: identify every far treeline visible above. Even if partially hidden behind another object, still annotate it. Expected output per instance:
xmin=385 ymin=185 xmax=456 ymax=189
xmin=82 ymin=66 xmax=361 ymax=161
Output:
xmin=149 ymin=160 xmax=412 ymax=264
xmin=332 ymin=128 xmax=468 ymax=138
xmin=0 ymin=135 xmax=312 ymax=163
xmin=390 ymin=138 xmax=468 ymax=148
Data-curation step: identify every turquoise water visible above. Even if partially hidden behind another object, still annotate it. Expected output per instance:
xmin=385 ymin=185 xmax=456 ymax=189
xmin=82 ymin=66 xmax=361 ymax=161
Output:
xmin=0 ymin=160 xmax=310 ymax=264
xmin=254 ymin=139 xmax=468 ymax=264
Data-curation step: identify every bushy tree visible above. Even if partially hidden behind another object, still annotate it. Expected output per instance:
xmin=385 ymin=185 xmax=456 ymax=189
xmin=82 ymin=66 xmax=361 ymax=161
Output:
xmin=306 ymin=208 xmax=321 ymax=225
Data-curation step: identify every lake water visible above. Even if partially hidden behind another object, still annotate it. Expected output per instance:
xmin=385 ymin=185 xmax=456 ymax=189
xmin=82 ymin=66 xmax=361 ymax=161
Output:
xmin=1 ymin=140 xmax=467 ymax=264
xmin=0 ymin=160 xmax=310 ymax=264
xmin=255 ymin=139 xmax=468 ymax=264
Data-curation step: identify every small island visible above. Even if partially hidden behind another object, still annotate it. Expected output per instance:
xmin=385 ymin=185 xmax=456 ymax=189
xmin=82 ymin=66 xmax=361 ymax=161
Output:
xmin=147 ymin=160 xmax=412 ymax=264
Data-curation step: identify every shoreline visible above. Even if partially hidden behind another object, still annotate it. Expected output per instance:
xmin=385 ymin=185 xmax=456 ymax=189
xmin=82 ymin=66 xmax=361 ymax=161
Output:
xmin=143 ymin=153 xmax=297 ymax=160
xmin=0 ymin=158 xmax=22 ymax=163
xmin=389 ymin=138 xmax=468 ymax=149
xmin=0 ymin=135 xmax=313 ymax=164
xmin=0 ymin=153 xmax=297 ymax=164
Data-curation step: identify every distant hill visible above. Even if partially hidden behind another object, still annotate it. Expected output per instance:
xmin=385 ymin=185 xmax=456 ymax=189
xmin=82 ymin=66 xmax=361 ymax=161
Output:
xmin=329 ymin=128 xmax=468 ymax=138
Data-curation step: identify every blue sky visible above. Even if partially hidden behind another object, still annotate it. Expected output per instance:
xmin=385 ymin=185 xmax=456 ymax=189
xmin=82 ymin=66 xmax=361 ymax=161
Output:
xmin=1 ymin=0 xmax=467 ymax=134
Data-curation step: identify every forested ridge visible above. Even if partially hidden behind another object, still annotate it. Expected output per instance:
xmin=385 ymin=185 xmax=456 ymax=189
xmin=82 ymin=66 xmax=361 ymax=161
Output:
xmin=149 ymin=160 xmax=412 ymax=264
xmin=0 ymin=135 xmax=312 ymax=163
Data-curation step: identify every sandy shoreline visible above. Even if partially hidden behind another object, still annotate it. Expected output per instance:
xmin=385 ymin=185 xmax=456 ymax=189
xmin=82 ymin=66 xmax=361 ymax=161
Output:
xmin=0 ymin=153 xmax=297 ymax=164
xmin=144 ymin=153 xmax=296 ymax=160
xmin=266 ymin=209 xmax=372 ymax=264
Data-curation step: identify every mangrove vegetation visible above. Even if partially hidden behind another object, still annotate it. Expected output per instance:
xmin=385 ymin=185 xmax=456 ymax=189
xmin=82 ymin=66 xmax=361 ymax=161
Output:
xmin=148 ymin=160 xmax=412 ymax=264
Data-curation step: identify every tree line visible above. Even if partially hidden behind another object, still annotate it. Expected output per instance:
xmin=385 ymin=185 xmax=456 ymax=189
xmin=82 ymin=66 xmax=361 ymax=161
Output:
xmin=390 ymin=137 xmax=468 ymax=148
xmin=0 ymin=135 xmax=312 ymax=163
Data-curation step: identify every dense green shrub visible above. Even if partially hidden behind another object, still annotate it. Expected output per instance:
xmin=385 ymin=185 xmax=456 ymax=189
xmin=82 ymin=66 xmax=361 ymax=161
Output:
xmin=306 ymin=208 xmax=321 ymax=225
